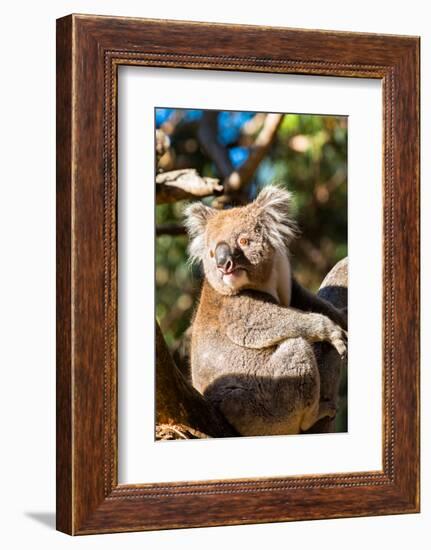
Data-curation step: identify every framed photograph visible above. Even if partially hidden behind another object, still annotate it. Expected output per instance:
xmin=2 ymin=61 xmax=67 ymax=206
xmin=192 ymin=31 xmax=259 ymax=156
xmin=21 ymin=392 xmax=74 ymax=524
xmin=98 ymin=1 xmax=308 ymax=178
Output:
xmin=56 ymin=14 xmax=420 ymax=535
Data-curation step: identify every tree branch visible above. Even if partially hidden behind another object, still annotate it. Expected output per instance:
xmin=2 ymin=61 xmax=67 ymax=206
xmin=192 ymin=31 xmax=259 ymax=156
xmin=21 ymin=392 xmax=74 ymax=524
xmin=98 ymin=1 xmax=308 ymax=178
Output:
xmin=156 ymin=224 xmax=187 ymax=237
xmin=212 ymin=113 xmax=284 ymax=207
xmin=156 ymin=169 xmax=223 ymax=204
xmin=158 ymin=113 xmax=283 ymax=208
xmin=226 ymin=113 xmax=284 ymax=192
xmin=197 ymin=111 xmax=235 ymax=179
xmin=156 ymin=322 xmax=238 ymax=439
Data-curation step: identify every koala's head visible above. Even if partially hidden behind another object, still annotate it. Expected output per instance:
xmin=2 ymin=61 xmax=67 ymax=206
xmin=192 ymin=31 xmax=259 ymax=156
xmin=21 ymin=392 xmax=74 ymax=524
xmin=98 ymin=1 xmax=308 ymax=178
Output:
xmin=184 ymin=185 xmax=297 ymax=295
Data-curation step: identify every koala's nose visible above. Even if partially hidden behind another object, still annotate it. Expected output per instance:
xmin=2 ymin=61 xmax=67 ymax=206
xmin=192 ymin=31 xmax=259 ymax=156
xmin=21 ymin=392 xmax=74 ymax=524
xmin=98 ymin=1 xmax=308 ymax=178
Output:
xmin=215 ymin=242 xmax=234 ymax=272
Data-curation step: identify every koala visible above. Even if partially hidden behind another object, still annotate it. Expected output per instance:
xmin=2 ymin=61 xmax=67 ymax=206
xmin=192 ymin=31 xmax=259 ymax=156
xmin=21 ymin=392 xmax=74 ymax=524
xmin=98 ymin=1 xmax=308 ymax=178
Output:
xmin=184 ymin=185 xmax=347 ymax=436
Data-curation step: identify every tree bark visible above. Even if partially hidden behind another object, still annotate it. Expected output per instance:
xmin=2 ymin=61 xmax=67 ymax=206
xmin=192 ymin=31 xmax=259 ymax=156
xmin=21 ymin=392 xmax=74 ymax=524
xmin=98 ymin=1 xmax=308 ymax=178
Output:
xmin=155 ymin=323 xmax=238 ymax=439
xmin=156 ymin=169 xmax=223 ymax=204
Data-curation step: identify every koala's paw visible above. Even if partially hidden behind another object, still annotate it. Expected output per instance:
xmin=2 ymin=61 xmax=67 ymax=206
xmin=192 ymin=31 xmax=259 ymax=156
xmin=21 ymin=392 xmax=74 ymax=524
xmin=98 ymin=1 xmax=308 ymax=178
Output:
xmin=316 ymin=315 xmax=348 ymax=358
xmin=329 ymin=326 xmax=347 ymax=358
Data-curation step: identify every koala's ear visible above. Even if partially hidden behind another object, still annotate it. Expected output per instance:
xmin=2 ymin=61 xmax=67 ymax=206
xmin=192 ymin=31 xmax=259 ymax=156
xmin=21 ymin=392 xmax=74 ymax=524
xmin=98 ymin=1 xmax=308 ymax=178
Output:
xmin=184 ymin=202 xmax=215 ymax=238
xmin=253 ymin=185 xmax=298 ymax=247
xmin=254 ymin=184 xmax=292 ymax=213
xmin=183 ymin=202 xmax=216 ymax=262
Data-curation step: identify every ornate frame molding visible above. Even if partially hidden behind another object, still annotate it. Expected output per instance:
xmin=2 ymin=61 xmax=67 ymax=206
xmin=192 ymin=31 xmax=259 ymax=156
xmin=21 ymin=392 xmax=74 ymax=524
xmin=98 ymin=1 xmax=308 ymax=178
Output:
xmin=57 ymin=15 xmax=419 ymax=534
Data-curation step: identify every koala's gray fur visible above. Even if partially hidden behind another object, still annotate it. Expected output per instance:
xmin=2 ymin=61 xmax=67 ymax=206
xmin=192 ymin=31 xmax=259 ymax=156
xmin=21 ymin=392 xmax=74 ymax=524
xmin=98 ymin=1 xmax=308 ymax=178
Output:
xmin=184 ymin=185 xmax=347 ymax=436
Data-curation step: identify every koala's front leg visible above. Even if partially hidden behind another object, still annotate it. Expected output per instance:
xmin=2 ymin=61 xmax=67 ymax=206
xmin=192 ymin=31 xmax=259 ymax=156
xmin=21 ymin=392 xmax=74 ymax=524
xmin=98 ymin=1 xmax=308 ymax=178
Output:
xmin=221 ymin=292 xmax=347 ymax=357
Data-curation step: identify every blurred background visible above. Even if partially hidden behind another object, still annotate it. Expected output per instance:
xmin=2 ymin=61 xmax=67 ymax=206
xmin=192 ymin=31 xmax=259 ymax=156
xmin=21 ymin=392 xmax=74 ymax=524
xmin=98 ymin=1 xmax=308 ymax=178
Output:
xmin=155 ymin=108 xmax=348 ymax=431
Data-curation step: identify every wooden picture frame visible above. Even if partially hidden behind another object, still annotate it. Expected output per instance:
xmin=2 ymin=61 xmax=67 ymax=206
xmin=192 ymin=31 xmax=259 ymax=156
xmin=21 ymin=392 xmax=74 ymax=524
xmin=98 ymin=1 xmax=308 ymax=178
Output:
xmin=56 ymin=14 xmax=420 ymax=535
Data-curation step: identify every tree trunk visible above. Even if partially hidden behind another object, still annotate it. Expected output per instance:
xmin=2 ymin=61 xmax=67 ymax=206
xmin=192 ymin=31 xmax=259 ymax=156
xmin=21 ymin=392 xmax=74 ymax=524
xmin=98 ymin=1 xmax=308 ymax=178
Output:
xmin=155 ymin=323 xmax=238 ymax=439
xmin=304 ymin=257 xmax=348 ymax=433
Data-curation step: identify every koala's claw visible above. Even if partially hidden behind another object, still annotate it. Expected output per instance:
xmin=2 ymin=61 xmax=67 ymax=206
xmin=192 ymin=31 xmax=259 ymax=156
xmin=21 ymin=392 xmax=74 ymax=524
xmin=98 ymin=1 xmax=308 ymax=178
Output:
xmin=330 ymin=329 xmax=348 ymax=358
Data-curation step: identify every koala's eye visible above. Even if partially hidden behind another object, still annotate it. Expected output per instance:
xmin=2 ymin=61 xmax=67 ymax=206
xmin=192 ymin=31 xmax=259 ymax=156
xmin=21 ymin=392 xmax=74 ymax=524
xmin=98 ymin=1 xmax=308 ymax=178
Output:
xmin=238 ymin=237 xmax=249 ymax=246
xmin=210 ymin=250 xmax=214 ymax=258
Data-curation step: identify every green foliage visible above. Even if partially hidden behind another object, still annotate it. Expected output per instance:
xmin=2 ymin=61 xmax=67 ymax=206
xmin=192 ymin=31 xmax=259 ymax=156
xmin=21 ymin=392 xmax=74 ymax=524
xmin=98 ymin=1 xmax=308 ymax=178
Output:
xmin=156 ymin=203 xmax=199 ymax=347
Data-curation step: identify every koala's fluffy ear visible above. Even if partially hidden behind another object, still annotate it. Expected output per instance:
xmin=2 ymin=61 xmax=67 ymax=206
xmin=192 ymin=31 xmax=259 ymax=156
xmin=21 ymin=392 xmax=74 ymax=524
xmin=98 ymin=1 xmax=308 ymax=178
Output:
xmin=183 ymin=202 xmax=216 ymax=262
xmin=253 ymin=185 xmax=298 ymax=248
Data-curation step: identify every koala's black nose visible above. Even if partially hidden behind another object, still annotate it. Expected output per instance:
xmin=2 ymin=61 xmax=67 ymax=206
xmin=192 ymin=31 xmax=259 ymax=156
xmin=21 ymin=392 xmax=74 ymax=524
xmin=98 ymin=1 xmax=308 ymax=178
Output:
xmin=215 ymin=242 xmax=234 ymax=272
